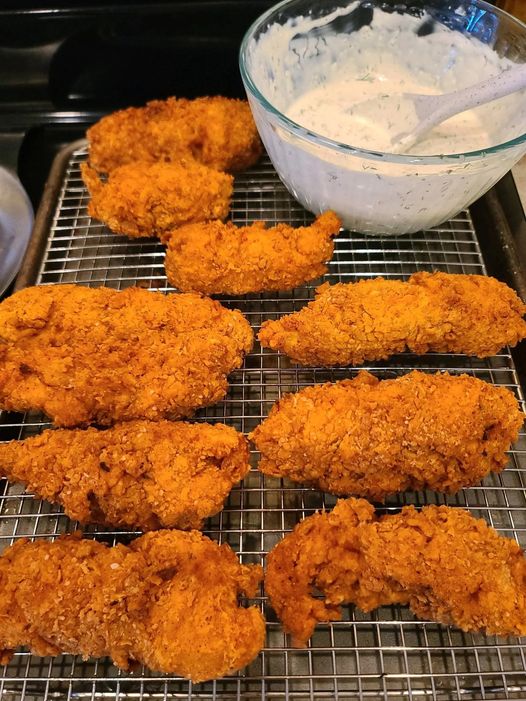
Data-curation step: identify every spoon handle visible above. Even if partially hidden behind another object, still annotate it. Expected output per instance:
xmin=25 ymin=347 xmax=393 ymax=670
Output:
xmin=431 ymin=63 xmax=526 ymax=117
xmin=395 ymin=63 xmax=526 ymax=152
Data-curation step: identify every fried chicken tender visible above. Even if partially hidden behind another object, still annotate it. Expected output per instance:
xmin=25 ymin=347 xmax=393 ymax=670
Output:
xmin=87 ymin=96 xmax=262 ymax=174
xmin=252 ymin=371 xmax=524 ymax=500
xmin=163 ymin=211 xmax=341 ymax=295
xmin=81 ymin=161 xmax=233 ymax=239
xmin=258 ymin=272 xmax=526 ymax=365
xmin=0 ymin=530 xmax=265 ymax=681
xmin=266 ymin=498 xmax=526 ymax=646
xmin=0 ymin=420 xmax=249 ymax=531
xmin=0 ymin=285 xmax=253 ymax=427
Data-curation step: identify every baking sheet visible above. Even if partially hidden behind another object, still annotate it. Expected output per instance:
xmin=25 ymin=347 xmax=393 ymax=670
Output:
xmin=1 ymin=143 xmax=526 ymax=701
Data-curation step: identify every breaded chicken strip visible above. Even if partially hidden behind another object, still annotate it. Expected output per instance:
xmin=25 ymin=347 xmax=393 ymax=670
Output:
xmin=81 ymin=161 xmax=233 ymax=239
xmin=0 ymin=420 xmax=249 ymax=531
xmin=164 ymin=211 xmax=341 ymax=295
xmin=258 ymin=272 xmax=526 ymax=365
xmin=0 ymin=530 xmax=265 ymax=681
xmin=87 ymin=96 xmax=262 ymax=174
xmin=266 ymin=498 xmax=526 ymax=646
xmin=0 ymin=285 xmax=253 ymax=427
xmin=252 ymin=371 xmax=524 ymax=501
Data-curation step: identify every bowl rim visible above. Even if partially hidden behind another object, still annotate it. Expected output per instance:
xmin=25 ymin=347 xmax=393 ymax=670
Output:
xmin=239 ymin=0 xmax=526 ymax=165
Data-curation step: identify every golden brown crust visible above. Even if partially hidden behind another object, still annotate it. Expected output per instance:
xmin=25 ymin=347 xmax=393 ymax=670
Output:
xmin=81 ymin=161 xmax=233 ymax=238
xmin=0 ymin=420 xmax=250 ymax=531
xmin=0 ymin=530 xmax=265 ymax=681
xmin=258 ymin=272 xmax=526 ymax=365
xmin=87 ymin=96 xmax=262 ymax=174
xmin=251 ymin=370 xmax=524 ymax=500
xmin=164 ymin=211 xmax=341 ymax=294
xmin=0 ymin=285 xmax=253 ymax=426
xmin=266 ymin=498 xmax=526 ymax=646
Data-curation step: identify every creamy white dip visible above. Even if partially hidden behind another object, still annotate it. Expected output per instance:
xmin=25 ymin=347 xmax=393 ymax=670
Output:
xmin=287 ymin=69 xmax=493 ymax=156
xmin=252 ymin=3 xmax=524 ymax=156
xmin=244 ymin=2 xmax=526 ymax=232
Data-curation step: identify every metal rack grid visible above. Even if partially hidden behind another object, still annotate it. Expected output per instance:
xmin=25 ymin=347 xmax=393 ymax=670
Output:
xmin=1 ymin=145 xmax=526 ymax=701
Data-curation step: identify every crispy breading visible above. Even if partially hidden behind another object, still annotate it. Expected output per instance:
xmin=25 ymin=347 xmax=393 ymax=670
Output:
xmin=163 ymin=211 xmax=341 ymax=294
xmin=0 ymin=420 xmax=250 ymax=531
xmin=0 ymin=285 xmax=253 ymax=427
xmin=258 ymin=272 xmax=526 ymax=365
xmin=0 ymin=530 xmax=265 ymax=681
xmin=81 ymin=161 xmax=233 ymax=239
xmin=266 ymin=498 xmax=526 ymax=646
xmin=87 ymin=96 xmax=262 ymax=174
xmin=251 ymin=371 xmax=524 ymax=500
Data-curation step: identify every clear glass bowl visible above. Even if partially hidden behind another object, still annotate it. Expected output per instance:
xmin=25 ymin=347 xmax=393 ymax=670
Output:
xmin=240 ymin=0 xmax=526 ymax=235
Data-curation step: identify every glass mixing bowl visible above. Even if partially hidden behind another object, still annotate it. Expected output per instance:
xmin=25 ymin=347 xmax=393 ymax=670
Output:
xmin=240 ymin=0 xmax=526 ymax=235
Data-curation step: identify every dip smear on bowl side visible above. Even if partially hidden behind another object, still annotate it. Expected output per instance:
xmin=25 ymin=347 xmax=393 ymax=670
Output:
xmin=240 ymin=0 xmax=526 ymax=235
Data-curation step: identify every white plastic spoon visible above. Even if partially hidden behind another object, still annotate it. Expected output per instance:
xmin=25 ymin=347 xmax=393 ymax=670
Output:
xmin=353 ymin=63 xmax=526 ymax=154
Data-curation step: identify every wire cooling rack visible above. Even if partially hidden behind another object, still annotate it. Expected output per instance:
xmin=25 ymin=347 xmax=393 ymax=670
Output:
xmin=1 ymin=145 xmax=526 ymax=701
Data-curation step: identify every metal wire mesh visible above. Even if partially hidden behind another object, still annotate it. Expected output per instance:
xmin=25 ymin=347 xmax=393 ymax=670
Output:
xmin=1 ymin=145 xmax=526 ymax=701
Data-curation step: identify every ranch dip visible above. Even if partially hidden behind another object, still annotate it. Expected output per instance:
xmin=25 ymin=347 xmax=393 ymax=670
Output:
xmin=244 ymin=2 xmax=526 ymax=233
xmin=251 ymin=3 xmax=524 ymax=156
xmin=287 ymin=68 xmax=492 ymax=156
